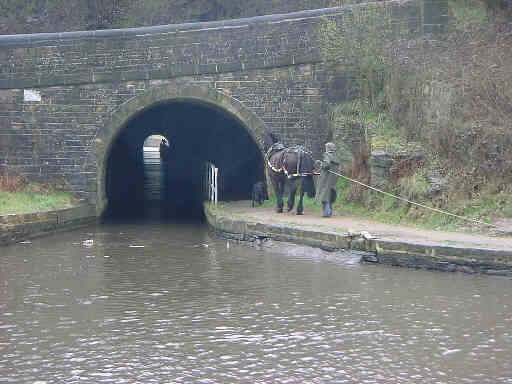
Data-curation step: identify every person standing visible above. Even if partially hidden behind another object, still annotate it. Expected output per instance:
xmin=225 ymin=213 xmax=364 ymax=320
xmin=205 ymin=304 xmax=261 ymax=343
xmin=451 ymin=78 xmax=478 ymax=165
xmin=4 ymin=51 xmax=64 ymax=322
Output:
xmin=315 ymin=142 xmax=339 ymax=217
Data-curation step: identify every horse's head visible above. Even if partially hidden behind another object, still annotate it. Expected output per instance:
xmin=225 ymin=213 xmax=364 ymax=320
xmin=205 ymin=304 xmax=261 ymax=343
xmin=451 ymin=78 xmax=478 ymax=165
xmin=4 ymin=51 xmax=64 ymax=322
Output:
xmin=263 ymin=132 xmax=281 ymax=152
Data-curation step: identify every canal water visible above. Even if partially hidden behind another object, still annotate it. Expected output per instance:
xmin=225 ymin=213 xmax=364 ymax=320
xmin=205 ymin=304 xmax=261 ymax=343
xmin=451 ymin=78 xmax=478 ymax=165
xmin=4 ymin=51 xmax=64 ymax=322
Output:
xmin=1 ymin=219 xmax=512 ymax=383
xmin=2 ymin=146 xmax=512 ymax=383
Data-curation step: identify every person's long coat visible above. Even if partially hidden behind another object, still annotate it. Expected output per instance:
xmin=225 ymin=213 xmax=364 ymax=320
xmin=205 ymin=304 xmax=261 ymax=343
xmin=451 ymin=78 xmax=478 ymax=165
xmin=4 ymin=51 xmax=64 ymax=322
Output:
xmin=315 ymin=151 xmax=339 ymax=203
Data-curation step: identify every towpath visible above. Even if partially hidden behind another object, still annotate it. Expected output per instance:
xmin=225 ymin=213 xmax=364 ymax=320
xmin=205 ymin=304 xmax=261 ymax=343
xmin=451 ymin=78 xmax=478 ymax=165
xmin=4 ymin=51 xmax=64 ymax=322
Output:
xmin=218 ymin=200 xmax=512 ymax=252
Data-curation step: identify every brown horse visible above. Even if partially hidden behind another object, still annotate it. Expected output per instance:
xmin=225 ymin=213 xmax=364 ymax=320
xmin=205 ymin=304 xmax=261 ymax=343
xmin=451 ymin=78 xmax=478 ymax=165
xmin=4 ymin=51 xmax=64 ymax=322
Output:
xmin=264 ymin=132 xmax=316 ymax=214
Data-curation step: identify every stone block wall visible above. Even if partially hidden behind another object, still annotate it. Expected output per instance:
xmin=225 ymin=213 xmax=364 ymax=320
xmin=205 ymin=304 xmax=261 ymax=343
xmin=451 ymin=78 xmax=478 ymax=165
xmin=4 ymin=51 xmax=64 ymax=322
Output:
xmin=0 ymin=205 xmax=97 ymax=246
xmin=0 ymin=9 xmax=340 ymax=199
xmin=0 ymin=1 xmax=447 ymax=201
xmin=0 ymin=66 xmax=328 ymax=198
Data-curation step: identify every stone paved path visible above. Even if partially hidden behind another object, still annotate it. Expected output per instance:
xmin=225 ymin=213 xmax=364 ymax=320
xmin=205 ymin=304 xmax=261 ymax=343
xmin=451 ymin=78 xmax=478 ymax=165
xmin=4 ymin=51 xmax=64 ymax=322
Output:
xmin=220 ymin=200 xmax=512 ymax=252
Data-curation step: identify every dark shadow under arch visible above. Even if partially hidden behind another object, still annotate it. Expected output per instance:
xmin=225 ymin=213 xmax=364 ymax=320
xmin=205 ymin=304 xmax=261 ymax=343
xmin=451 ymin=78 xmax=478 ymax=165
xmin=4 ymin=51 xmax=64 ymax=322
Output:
xmin=87 ymin=83 xmax=267 ymax=219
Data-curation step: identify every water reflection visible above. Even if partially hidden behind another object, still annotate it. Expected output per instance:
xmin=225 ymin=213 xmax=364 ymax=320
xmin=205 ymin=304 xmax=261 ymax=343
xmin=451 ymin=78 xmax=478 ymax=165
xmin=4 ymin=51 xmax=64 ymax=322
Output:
xmin=1 ymin=221 xmax=512 ymax=383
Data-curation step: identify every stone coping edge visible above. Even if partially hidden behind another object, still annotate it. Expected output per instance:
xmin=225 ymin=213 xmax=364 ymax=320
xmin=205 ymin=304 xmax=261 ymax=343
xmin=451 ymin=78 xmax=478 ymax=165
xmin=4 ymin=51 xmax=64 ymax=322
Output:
xmin=0 ymin=205 xmax=97 ymax=246
xmin=0 ymin=2 xmax=403 ymax=44
xmin=204 ymin=204 xmax=512 ymax=277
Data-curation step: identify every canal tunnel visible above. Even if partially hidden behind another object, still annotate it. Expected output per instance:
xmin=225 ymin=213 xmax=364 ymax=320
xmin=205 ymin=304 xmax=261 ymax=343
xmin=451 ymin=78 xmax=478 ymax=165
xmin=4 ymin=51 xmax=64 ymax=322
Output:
xmin=104 ymin=100 xmax=265 ymax=220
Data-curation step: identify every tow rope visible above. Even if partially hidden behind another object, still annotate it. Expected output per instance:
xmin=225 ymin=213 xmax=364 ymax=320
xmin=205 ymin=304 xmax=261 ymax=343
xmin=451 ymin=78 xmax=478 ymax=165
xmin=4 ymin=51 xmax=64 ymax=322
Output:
xmin=327 ymin=169 xmax=504 ymax=230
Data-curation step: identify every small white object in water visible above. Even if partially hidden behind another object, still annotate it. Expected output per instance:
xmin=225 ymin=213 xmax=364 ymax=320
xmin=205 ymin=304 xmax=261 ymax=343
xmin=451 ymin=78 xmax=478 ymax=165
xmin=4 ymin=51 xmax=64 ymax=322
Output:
xmin=82 ymin=239 xmax=94 ymax=247
xmin=441 ymin=349 xmax=461 ymax=356
xmin=129 ymin=245 xmax=145 ymax=248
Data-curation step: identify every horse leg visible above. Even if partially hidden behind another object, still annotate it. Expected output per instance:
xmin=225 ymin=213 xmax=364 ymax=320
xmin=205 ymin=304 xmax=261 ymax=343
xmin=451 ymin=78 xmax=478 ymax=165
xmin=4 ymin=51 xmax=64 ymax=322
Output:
xmin=287 ymin=179 xmax=297 ymax=212
xmin=275 ymin=180 xmax=284 ymax=213
xmin=296 ymin=181 xmax=305 ymax=215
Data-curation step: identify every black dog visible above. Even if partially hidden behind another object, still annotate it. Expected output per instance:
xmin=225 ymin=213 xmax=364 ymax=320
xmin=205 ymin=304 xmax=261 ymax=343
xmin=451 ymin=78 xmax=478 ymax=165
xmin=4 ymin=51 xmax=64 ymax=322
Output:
xmin=252 ymin=181 xmax=267 ymax=207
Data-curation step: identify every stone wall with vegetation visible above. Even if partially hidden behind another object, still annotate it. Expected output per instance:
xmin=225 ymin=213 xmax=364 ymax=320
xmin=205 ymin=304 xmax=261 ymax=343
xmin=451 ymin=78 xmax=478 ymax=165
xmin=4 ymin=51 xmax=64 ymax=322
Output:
xmin=0 ymin=205 xmax=96 ymax=246
xmin=316 ymin=0 xmax=512 ymax=228
xmin=0 ymin=3 xmax=435 ymax=203
xmin=0 ymin=10 xmax=333 ymax=199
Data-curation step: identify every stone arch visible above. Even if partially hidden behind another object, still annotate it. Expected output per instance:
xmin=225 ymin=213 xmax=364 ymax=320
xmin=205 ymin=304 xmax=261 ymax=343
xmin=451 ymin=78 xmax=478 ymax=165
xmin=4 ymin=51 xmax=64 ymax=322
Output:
xmin=85 ymin=82 xmax=267 ymax=216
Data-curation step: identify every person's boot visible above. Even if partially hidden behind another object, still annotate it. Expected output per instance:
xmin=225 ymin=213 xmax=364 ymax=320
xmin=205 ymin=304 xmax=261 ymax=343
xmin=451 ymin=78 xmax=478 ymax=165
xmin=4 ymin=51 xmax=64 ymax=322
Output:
xmin=322 ymin=202 xmax=331 ymax=217
xmin=326 ymin=202 xmax=332 ymax=217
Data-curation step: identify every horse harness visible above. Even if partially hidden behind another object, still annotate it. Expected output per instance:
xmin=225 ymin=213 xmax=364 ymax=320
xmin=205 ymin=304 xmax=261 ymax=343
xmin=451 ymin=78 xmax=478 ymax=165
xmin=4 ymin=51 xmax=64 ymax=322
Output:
xmin=266 ymin=145 xmax=314 ymax=178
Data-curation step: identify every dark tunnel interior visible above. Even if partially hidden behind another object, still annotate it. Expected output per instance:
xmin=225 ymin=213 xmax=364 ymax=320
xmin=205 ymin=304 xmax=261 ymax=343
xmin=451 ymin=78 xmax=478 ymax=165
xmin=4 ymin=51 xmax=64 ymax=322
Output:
xmin=104 ymin=100 xmax=265 ymax=220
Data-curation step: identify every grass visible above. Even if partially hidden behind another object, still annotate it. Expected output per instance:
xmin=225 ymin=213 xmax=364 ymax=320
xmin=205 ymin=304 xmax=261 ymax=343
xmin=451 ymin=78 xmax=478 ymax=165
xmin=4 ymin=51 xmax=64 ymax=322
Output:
xmin=0 ymin=180 xmax=79 ymax=215
xmin=337 ymin=182 xmax=512 ymax=233
xmin=256 ymin=175 xmax=511 ymax=234
xmin=449 ymin=0 xmax=487 ymax=31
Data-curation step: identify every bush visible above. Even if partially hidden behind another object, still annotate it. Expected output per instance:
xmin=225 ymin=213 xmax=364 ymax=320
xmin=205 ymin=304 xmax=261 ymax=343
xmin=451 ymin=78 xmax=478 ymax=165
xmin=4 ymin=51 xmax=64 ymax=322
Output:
xmin=0 ymin=172 xmax=26 ymax=193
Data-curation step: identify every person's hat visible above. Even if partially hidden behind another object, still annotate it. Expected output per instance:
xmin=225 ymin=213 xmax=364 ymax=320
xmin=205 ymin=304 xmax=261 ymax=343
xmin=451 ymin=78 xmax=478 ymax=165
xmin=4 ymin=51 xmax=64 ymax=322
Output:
xmin=325 ymin=142 xmax=336 ymax=152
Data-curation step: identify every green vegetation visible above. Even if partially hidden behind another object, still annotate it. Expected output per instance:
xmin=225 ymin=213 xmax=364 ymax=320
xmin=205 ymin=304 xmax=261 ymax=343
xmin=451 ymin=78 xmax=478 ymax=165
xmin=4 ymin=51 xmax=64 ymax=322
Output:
xmin=0 ymin=188 xmax=77 ymax=215
xmin=450 ymin=0 xmax=488 ymax=30
xmin=261 ymin=175 xmax=512 ymax=233
xmin=314 ymin=0 xmax=512 ymax=232
xmin=3 ymin=0 xmax=512 ymax=232
xmin=0 ymin=174 xmax=79 ymax=215
xmin=256 ymin=0 xmax=512 ymax=233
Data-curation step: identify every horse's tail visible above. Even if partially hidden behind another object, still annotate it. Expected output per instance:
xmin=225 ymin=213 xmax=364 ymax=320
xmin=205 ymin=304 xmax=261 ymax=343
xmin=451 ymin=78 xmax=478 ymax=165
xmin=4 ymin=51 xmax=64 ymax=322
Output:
xmin=296 ymin=150 xmax=316 ymax=198
xmin=302 ymin=174 xmax=316 ymax=198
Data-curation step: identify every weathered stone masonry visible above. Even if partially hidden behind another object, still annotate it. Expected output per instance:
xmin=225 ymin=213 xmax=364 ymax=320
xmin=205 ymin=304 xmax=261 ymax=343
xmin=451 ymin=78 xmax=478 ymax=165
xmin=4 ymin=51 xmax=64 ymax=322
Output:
xmin=0 ymin=1 xmax=440 ymax=211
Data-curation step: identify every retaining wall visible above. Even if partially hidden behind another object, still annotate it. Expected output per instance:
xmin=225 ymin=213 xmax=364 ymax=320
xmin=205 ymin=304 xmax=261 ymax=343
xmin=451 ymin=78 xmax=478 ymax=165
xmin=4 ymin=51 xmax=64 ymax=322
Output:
xmin=205 ymin=203 xmax=512 ymax=276
xmin=0 ymin=204 xmax=97 ymax=246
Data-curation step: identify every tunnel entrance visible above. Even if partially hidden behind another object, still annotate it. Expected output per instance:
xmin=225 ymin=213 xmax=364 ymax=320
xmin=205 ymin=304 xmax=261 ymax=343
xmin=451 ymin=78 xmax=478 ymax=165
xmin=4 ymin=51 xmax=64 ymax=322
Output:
xmin=103 ymin=100 xmax=265 ymax=220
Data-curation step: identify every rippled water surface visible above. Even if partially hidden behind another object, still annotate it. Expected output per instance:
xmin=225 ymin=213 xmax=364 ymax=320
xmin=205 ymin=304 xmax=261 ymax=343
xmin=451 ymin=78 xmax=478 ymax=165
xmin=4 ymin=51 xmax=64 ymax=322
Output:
xmin=1 ymin=220 xmax=512 ymax=383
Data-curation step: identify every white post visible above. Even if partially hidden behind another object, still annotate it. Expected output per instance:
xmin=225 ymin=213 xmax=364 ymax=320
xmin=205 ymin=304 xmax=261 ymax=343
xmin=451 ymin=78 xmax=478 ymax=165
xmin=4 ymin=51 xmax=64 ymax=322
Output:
xmin=205 ymin=162 xmax=218 ymax=204
xmin=213 ymin=166 xmax=218 ymax=204
xmin=206 ymin=163 xmax=212 ymax=201
xmin=210 ymin=164 xmax=213 ymax=202
xmin=208 ymin=164 xmax=212 ymax=201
